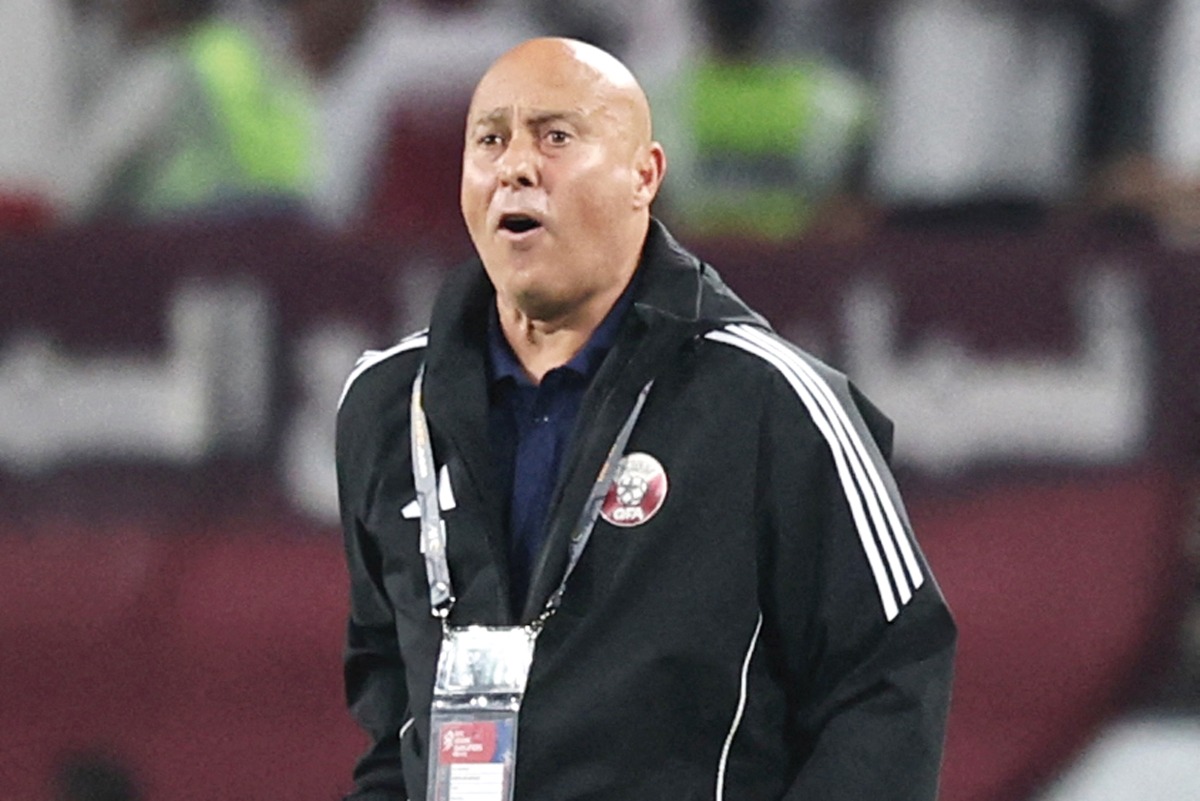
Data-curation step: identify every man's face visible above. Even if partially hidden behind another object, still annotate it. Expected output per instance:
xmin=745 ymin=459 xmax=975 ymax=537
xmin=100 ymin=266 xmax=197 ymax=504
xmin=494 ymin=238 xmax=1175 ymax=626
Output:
xmin=460 ymin=41 xmax=658 ymax=322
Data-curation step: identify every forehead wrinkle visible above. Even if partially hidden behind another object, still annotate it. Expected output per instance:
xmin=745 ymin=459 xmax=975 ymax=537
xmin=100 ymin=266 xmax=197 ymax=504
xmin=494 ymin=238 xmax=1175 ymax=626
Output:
xmin=472 ymin=107 xmax=589 ymax=124
xmin=525 ymin=109 xmax=588 ymax=127
xmin=472 ymin=108 xmax=510 ymax=126
xmin=470 ymin=38 xmax=654 ymax=144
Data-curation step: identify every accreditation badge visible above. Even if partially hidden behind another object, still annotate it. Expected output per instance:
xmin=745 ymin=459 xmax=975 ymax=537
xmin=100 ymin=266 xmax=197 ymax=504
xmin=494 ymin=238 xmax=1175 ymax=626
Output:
xmin=427 ymin=626 xmax=536 ymax=801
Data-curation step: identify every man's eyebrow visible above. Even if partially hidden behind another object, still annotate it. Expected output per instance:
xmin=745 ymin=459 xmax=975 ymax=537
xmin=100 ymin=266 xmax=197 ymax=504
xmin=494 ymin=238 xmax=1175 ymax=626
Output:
xmin=470 ymin=108 xmax=512 ymax=128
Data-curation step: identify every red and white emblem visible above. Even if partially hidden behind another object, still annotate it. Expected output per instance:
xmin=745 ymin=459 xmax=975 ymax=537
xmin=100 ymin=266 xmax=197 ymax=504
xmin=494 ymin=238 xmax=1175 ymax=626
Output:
xmin=600 ymin=452 xmax=668 ymax=528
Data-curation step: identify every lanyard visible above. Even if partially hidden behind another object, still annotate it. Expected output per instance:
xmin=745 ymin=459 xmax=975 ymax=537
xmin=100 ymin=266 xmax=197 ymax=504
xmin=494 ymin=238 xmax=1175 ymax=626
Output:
xmin=410 ymin=365 xmax=654 ymax=627
xmin=411 ymin=367 xmax=455 ymax=615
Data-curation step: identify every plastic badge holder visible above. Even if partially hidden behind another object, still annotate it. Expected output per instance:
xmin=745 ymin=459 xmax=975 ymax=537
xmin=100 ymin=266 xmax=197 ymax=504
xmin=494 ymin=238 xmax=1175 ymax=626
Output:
xmin=427 ymin=626 xmax=536 ymax=801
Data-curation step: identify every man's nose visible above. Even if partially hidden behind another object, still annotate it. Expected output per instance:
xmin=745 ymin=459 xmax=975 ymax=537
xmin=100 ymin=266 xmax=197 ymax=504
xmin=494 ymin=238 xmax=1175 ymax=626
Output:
xmin=496 ymin=134 xmax=539 ymax=188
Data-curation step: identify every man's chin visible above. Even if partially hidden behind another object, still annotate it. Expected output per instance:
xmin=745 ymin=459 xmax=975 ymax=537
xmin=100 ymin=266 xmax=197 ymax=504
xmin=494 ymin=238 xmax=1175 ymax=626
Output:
xmin=509 ymin=289 xmax=570 ymax=323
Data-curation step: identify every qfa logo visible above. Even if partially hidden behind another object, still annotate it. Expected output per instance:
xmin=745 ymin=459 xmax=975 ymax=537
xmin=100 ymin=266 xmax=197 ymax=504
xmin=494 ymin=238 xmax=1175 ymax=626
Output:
xmin=600 ymin=452 xmax=668 ymax=528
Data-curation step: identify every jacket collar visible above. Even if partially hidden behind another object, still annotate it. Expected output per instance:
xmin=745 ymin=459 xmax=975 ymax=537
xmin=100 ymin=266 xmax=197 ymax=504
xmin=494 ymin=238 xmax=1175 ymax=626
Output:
xmin=424 ymin=218 xmax=767 ymax=366
xmin=420 ymin=219 xmax=768 ymax=621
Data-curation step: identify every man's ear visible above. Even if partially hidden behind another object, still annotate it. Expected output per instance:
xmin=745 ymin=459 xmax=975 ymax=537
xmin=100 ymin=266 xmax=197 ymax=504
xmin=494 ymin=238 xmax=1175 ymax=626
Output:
xmin=632 ymin=142 xmax=667 ymax=210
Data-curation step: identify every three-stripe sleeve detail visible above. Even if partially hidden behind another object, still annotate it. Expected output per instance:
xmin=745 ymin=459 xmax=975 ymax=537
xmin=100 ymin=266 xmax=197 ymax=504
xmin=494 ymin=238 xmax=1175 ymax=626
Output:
xmin=338 ymin=331 xmax=429 ymax=410
xmin=705 ymin=324 xmax=923 ymax=621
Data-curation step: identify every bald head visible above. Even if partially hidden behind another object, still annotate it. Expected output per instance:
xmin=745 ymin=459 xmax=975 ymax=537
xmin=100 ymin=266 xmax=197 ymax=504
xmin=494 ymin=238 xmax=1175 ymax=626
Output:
xmin=459 ymin=36 xmax=666 ymax=331
xmin=469 ymin=37 xmax=654 ymax=150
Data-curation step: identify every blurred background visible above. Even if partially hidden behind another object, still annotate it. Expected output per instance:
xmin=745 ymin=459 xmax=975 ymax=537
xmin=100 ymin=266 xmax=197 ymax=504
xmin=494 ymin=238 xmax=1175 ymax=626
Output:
xmin=2 ymin=0 xmax=1198 ymax=799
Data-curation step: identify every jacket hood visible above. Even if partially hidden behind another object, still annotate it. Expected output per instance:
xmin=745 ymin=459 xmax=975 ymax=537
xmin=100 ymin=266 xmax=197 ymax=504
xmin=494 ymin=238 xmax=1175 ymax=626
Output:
xmin=632 ymin=218 xmax=770 ymax=330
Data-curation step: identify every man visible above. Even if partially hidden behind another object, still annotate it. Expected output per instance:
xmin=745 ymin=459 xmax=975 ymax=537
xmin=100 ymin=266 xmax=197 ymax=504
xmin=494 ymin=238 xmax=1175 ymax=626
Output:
xmin=336 ymin=36 xmax=955 ymax=801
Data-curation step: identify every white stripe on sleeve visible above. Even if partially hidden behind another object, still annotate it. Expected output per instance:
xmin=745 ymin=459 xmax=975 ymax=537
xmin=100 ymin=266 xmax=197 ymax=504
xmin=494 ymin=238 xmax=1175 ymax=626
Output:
xmin=338 ymin=331 xmax=429 ymax=409
xmin=730 ymin=324 xmax=924 ymax=591
xmin=706 ymin=325 xmax=923 ymax=621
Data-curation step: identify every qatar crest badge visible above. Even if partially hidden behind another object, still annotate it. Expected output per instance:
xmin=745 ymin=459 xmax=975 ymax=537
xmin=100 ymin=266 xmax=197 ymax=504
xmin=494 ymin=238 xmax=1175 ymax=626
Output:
xmin=600 ymin=452 xmax=668 ymax=528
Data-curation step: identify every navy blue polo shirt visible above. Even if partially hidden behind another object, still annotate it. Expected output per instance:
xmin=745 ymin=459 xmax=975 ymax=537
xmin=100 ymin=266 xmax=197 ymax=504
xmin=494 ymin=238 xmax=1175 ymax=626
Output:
xmin=487 ymin=285 xmax=634 ymax=612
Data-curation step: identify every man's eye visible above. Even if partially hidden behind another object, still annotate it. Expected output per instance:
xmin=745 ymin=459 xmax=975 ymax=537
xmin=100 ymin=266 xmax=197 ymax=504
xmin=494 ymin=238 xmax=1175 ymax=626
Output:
xmin=546 ymin=130 xmax=571 ymax=145
xmin=478 ymin=133 xmax=503 ymax=146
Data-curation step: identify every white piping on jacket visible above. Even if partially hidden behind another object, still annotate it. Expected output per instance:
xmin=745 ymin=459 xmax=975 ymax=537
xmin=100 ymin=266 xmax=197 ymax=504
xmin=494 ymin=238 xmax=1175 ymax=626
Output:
xmin=715 ymin=612 xmax=763 ymax=801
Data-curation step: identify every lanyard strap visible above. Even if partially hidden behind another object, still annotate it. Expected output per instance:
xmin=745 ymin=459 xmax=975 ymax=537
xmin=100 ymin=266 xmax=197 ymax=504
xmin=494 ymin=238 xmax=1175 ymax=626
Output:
xmin=535 ymin=379 xmax=653 ymax=627
xmin=410 ymin=365 xmax=653 ymax=625
xmin=411 ymin=367 xmax=454 ymax=615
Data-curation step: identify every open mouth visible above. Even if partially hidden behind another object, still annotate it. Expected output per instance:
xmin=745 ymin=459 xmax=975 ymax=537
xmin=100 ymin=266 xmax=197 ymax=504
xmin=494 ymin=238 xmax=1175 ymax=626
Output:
xmin=499 ymin=213 xmax=543 ymax=234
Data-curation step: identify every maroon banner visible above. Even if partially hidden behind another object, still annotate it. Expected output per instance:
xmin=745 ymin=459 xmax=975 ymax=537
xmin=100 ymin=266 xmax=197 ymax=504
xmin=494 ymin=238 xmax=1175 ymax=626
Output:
xmin=1 ymin=217 xmax=1197 ymax=801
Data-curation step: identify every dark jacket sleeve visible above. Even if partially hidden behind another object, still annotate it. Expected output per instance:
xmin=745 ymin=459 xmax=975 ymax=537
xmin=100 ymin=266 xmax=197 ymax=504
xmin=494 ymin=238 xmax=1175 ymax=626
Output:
xmin=758 ymin=369 xmax=956 ymax=801
xmin=338 ymin=392 xmax=411 ymax=801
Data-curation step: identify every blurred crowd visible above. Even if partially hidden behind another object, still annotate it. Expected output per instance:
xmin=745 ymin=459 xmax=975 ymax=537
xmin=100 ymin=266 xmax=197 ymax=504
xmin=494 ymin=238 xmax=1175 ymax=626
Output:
xmin=1 ymin=0 xmax=1198 ymax=246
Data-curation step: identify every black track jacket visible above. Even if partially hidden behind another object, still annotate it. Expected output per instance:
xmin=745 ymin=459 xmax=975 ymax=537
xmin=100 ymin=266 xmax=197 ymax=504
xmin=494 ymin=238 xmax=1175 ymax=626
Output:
xmin=336 ymin=220 xmax=956 ymax=801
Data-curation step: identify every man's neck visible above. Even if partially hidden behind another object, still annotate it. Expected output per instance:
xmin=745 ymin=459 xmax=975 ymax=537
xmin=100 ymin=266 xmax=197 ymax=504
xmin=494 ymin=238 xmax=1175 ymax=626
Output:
xmin=497 ymin=284 xmax=627 ymax=384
